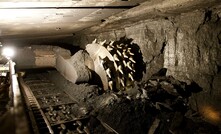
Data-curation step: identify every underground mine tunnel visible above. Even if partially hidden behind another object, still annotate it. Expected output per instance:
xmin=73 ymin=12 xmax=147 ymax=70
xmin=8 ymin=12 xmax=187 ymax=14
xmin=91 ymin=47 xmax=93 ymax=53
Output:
xmin=0 ymin=0 xmax=221 ymax=134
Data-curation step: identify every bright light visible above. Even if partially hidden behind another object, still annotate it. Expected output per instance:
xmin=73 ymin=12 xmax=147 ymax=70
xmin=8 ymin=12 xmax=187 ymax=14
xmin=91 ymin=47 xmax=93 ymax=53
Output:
xmin=2 ymin=47 xmax=15 ymax=58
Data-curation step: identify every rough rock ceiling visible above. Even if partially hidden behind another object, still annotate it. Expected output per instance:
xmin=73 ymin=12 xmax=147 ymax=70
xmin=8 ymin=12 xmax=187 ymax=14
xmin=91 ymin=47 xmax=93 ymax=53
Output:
xmin=80 ymin=0 xmax=221 ymax=34
xmin=0 ymin=0 xmax=145 ymax=40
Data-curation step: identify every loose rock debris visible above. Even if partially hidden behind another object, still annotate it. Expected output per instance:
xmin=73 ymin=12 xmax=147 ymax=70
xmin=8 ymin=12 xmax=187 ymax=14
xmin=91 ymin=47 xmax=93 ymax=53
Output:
xmin=47 ymin=68 xmax=220 ymax=134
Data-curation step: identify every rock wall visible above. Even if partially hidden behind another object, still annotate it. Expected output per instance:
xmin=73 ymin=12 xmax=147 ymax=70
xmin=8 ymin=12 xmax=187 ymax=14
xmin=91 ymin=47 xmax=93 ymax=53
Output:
xmin=73 ymin=8 xmax=221 ymax=125
xmin=163 ymin=10 xmax=221 ymax=125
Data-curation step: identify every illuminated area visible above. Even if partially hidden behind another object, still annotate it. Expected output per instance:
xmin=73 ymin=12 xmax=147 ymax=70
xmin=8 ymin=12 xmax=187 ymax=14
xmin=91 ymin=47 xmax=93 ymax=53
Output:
xmin=2 ymin=47 xmax=15 ymax=59
xmin=201 ymin=106 xmax=221 ymax=125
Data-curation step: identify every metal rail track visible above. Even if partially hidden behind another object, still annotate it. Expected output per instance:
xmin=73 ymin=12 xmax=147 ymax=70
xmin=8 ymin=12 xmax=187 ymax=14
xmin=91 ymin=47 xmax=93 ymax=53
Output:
xmin=19 ymin=73 xmax=91 ymax=134
xmin=19 ymin=76 xmax=54 ymax=134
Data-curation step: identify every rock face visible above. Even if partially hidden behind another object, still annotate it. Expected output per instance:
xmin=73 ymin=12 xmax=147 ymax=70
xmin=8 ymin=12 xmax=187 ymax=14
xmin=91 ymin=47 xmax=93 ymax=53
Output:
xmin=73 ymin=5 xmax=221 ymax=127
xmin=163 ymin=10 xmax=221 ymax=126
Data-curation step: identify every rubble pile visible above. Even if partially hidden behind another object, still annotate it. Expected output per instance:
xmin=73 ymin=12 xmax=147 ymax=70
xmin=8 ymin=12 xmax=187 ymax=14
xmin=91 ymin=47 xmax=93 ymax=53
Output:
xmin=45 ymin=69 xmax=220 ymax=133
xmin=134 ymin=68 xmax=220 ymax=133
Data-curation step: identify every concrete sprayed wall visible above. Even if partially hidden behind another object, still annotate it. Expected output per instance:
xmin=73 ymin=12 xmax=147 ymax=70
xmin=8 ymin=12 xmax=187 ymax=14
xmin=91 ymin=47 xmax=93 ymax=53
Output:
xmin=73 ymin=8 xmax=221 ymax=125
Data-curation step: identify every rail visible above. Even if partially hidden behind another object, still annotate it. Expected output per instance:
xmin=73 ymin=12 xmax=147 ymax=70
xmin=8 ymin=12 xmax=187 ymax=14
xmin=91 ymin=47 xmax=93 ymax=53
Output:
xmin=19 ymin=77 xmax=54 ymax=134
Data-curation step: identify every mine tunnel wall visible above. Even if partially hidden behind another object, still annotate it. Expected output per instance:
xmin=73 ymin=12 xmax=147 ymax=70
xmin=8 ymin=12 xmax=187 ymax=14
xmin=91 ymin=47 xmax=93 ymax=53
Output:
xmin=73 ymin=8 xmax=221 ymax=121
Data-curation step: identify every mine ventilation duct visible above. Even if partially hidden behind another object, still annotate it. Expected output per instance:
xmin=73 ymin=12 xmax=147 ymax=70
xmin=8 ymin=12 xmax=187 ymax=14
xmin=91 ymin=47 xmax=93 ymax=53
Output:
xmin=14 ymin=37 xmax=145 ymax=91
